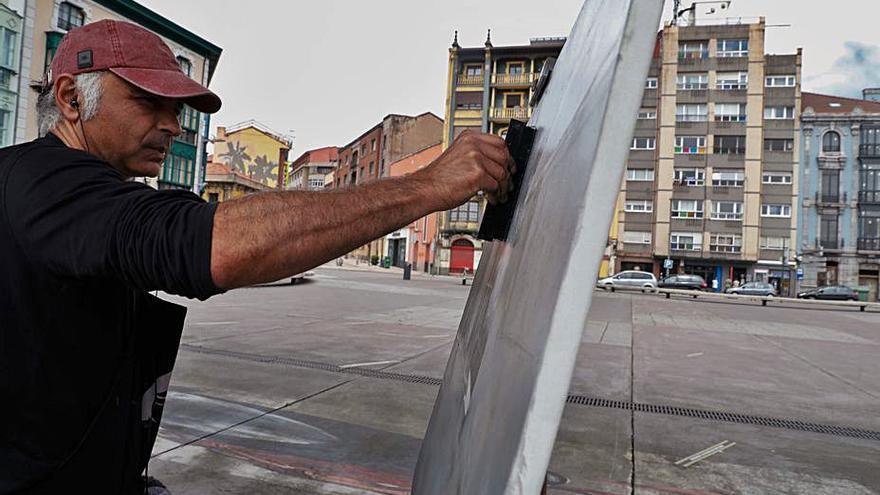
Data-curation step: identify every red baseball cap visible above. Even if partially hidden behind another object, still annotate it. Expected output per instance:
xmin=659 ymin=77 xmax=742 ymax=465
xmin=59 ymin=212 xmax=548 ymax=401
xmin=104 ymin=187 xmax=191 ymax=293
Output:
xmin=49 ymin=19 xmax=221 ymax=113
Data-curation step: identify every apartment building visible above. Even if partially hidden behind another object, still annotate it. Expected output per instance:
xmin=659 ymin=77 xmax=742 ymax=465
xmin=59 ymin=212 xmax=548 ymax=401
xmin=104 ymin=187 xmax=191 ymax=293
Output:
xmin=288 ymin=146 xmax=338 ymax=191
xmin=213 ymin=121 xmax=292 ymax=190
xmin=799 ymin=90 xmax=880 ymax=300
xmin=334 ymin=112 xmax=442 ymax=263
xmin=615 ymin=17 xmax=802 ymax=294
xmin=388 ymin=142 xmax=443 ymax=271
xmin=0 ymin=0 xmax=221 ymax=193
xmin=439 ymin=32 xmax=564 ymax=274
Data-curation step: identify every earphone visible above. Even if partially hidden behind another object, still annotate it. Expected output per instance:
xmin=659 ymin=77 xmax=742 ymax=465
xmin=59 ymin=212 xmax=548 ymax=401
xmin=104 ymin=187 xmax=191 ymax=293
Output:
xmin=70 ymin=98 xmax=90 ymax=153
xmin=71 ymin=99 xmax=79 ymax=109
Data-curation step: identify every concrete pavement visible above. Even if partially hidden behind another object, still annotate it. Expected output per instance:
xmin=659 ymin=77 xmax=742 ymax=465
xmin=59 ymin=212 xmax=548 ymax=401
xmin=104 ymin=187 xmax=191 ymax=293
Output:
xmin=150 ymin=268 xmax=880 ymax=494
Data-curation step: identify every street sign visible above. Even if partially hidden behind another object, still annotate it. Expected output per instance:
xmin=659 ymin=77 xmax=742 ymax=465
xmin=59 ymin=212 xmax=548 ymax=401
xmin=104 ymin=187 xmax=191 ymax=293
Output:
xmin=797 ymin=267 xmax=804 ymax=280
xmin=664 ymin=258 xmax=674 ymax=270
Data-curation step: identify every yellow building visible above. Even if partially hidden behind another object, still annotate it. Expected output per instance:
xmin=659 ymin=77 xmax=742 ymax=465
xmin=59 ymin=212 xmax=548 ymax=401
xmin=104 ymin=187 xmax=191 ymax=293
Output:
xmin=202 ymin=161 xmax=270 ymax=203
xmin=213 ymin=121 xmax=292 ymax=190
xmin=438 ymin=31 xmax=564 ymax=274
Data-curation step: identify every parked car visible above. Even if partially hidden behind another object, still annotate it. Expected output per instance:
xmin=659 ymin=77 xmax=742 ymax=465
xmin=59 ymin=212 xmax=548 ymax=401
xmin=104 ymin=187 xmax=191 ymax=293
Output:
xmin=726 ymin=282 xmax=777 ymax=297
xmin=598 ymin=271 xmax=658 ymax=292
xmin=658 ymin=274 xmax=708 ymax=291
xmin=797 ymin=285 xmax=858 ymax=301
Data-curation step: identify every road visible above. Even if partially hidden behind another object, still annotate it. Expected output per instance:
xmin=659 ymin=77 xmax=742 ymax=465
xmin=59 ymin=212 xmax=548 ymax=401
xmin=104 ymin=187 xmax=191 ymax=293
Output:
xmin=149 ymin=265 xmax=880 ymax=494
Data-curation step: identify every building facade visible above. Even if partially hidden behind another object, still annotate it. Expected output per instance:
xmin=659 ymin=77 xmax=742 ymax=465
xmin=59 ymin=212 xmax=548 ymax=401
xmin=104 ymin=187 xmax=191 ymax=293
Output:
xmin=798 ymin=91 xmax=880 ymax=300
xmin=388 ymin=142 xmax=443 ymax=271
xmin=213 ymin=121 xmax=292 ymax=190
xmin=1 ymin=0 xmax=221 ymax=193
xmin=439 ymin=32 xmax=564 ymax=274
xmin=614 ymin=17 xmax=802 ymax=294
xmin=288 ymin=146 xmax=338 ymax=190
xmin=202 ymin=161 xmax=270 ymax=203
xmin=334 ymin=112 xmax=442 ymax=263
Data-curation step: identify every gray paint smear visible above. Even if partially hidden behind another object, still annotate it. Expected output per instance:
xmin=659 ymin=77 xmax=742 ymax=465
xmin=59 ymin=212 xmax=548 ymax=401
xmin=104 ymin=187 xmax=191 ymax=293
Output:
xmin=412 ymin=1 xmax=664 ymax=493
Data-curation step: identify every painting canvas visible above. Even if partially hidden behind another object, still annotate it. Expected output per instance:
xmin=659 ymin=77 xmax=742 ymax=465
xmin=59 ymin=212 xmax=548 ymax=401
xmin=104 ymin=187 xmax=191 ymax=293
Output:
xmin=412 ymin=1 xmax=665 ymax=493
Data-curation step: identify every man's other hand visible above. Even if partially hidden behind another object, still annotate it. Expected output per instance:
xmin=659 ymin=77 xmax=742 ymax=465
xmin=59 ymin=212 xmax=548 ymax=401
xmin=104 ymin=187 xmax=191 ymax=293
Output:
xmin=414 ymin=131 xmax=515 ymax=211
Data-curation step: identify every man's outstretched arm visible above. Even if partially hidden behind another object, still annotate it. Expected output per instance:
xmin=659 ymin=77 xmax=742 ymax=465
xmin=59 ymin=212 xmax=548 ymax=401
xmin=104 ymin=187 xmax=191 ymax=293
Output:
xmin=210 ymin=132 xmax=513 ymax=289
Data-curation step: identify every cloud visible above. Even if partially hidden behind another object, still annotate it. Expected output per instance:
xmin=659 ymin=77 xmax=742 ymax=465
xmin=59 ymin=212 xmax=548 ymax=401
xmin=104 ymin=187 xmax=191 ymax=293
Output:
xmin=805 ymin=41 xmax=880 ymax=98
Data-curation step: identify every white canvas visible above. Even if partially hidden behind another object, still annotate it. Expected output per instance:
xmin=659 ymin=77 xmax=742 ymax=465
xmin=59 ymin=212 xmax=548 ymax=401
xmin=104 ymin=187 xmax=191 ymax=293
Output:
xmin=412 ymin=1 xmax=665 ymax=493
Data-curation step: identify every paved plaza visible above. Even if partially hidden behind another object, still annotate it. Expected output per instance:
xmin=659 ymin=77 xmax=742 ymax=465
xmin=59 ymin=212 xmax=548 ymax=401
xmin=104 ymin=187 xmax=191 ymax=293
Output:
xmin=149 ymin=265 xmax=880 ymax=494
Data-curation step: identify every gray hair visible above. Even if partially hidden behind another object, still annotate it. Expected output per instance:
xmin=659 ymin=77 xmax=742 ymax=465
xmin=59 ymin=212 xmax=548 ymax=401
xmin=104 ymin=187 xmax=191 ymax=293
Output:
xmin=36 ymin=71 xmax=105 ymax=137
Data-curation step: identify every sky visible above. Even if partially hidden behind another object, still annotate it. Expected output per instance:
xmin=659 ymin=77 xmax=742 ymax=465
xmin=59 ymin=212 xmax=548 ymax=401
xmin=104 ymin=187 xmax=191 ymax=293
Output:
xmin=138 ymin=0 xmax=879 ymax=158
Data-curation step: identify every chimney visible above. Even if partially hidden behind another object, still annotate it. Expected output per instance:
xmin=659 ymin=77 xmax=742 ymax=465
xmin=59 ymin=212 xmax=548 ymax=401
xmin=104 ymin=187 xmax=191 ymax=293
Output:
xmin=215 ymin=126 xmax=227 ymax=142
xmin=863 ymin=88 xmax=880 ymax=102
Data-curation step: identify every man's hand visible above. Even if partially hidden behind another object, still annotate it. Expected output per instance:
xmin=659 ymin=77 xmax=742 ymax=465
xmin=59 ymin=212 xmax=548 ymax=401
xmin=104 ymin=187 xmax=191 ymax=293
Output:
xmin=413 ymin=131 xmax=515 ymax=211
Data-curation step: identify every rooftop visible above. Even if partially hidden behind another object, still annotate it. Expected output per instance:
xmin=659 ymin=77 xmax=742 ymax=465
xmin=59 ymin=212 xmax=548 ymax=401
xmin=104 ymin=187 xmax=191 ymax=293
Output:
xmin=803 ymin=92 xmax=880 ymax=116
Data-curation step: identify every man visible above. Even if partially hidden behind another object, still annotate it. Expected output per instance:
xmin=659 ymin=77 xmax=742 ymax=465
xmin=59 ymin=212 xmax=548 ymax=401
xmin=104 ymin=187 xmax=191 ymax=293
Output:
xmin=0 ymin=20 xmax=512 ymax=493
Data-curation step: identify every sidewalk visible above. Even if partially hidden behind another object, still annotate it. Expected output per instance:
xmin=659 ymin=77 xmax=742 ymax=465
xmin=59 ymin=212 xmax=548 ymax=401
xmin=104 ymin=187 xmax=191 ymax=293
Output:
xmin=318 ymin=257 xmax=439 ymax=279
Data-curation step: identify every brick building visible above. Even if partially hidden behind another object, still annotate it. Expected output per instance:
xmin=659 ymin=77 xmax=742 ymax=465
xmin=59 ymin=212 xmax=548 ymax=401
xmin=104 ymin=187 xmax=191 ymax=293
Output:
xmin=388 ymin=142 xmax=443 ymax=271
xmin=288 ymin=146 xmax=338 ymax=190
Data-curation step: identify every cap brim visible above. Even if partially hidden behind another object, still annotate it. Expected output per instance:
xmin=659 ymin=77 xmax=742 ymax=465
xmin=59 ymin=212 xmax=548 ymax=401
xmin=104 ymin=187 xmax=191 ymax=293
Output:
xmin=110 ymin=67 xmax=222 ymax=114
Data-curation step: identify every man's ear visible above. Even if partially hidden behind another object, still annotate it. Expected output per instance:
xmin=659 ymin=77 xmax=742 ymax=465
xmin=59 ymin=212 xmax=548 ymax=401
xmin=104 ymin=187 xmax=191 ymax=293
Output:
xmin=54 ymin=74 xmax=80 ymax=122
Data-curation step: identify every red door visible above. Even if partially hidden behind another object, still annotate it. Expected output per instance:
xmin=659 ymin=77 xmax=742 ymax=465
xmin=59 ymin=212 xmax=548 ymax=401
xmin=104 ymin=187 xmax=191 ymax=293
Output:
xmin=449 ymin=239 xmax=474 ymax=273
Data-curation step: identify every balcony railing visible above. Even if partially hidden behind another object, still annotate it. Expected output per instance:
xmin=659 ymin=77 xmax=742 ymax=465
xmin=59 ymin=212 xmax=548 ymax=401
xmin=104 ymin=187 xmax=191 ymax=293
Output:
xmin=491 ymin=107 xmax=529 ymax=120
xmin=820 ymin=238 xmax=841 ymax=250
xmin=858 ymin=237 xmax=880 ymax=251
xmin=493 ymin=73 xmax=535 ymax=86
xmin=816 ymin=191 xmax=847 ymax=203
xmin=678 ymin=50 xmax=709 ymax=60
xmin=713 ymin=147 xmax=746 ymax=155
xmin=457 ymin=74 xmax=484 ymax=86
xmin=860 ymin=144 xmax=880 ymax=157
xmin=859 ymin=191 xmax=880 ymax=203
xmin=676 ymin=115 xmax=708 ymax=122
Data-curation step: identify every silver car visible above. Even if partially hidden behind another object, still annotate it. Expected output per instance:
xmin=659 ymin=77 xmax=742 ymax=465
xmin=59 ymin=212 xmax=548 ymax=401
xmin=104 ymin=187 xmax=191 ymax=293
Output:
xmin=598 ymin=271 xmax=658 ymax=292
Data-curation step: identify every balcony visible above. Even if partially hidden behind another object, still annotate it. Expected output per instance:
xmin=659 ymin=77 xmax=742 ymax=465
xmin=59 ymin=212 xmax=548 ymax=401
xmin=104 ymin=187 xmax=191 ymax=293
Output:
xmin=816 ymin=191 xmax=847 ymax=204
xmin=493 ymin=73 xmax=536 ymax=87
xmin=858 ymin=238 xmax=880 ymax=251
xmin=860 ymin=144 xmax=880 ymax=157
xmin=490 ymin=107 xmax=529 ymax=121
xmin=819 ymin=238 xmax=842 ymax=250
xmin=457 ymin=74 xmax=484 ymax=87
xmin=859 ymin=191 xmax=880 ymax=203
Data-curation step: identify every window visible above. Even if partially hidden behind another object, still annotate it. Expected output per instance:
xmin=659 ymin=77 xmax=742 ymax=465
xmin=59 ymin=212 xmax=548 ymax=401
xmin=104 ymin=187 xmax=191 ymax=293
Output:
xmin=450 ymin=201 xmax=480 ymax=222
xmin=821 ymin=170 xmax=840 ymax=202
xmin=637 ymin=109 xmax=656 ymax=120
xmin=176 ymin=56 xmax=192 ymax=77
xmin=820 ymin=214 xmax=839 ymax=249
xmin=623 ymin=231 xmax=652 ymax=244
xmin=2 ymin=29 xmax=15 ymax=69
xmin=308 ymin=177 xmax=325 ymax=189
xmin=710 ymin=234 xmax=743 ymax=253
xmin=58 ymin=2 xmax=85 ymax=31
xmin=761 ymin=204 xmax=791 ymax=218
xmin=823 ymin=131 xmax=841 ymax=153
xmin=208 ymin=192 xmax=219 ymax=203
xmin=762 ymin=172 xmax=792 ymax=185
xmin=858 ymin=210 xmax=880 ymax=250
xmin=764 ymin=106 xmax=795 ymax=120
xmin=670 ymin=233 xmax=702 ymax=251
xmin=714 ymin=135 xmax=746 ymax=154
xmin=371 ymin=139 xmax=376 ymax=151
xmin=507 ymin=62 xmax=524 ymax=75
xmin=765 ymin=75 xmax=796 ymax=87
xmin=862 ymin=126 xmax=880 ymax=157
xmin=673 ymin=168 xmax=705 ymax=186
xmin=464 ymin=64 xmax=482 ymax=77
xmin=714 ymin=103 xmax=746 ymax=122
xmin=677 ymin=73 xmax=708 ymax=90
xmin=0 ymin=109 xmax=10 ymax=147
xmin=456 ymin=92 xmax=483 ymax=110
xmin=716 ymin=72 xmax=748 ymax=90
xmin=765 ymin=138 xmax=794 ymax=152
xmin=0 ymin=68 xmax=11 ymax=90
xmin=712 ymin=170 xmax=744 ymax=187
xmin=626 ymin=168 xmax=654 ymax=181
xmin=625 ymin=200 xmax=653 ymax=213
xmin=675 ymin=136 xmax=706 ymax=154
xmin=361 ymin=144 xmax=367 ymax=154
xmin=676 ymin=104 xmax=707 ymax=122
xmin=671 ymin=199 xmax=704 ymax=219
xmin=504 ymin=93 xmax=524 ymax=108
xmin=678 ymin=41 xmax=708 ymax=60
xmin=645 ymin=77 xmax=658 ymax=89
xmin=631 ymin=137 xmax=656 ymax=150
xmin=717 ymin=39 xmax=748 ymax=57
xmin=369 ymin=161 xmax=374 ymax=175
xmin=760 ymin=237 xmax=787 ymax=250
xmin=711 ymin=201 xmax=743 ymax=220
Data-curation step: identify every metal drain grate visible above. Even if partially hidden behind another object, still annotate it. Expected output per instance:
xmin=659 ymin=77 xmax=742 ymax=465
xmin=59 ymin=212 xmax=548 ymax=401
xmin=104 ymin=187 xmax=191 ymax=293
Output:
xmin=181 ymin=344 xmax=880 ymax=442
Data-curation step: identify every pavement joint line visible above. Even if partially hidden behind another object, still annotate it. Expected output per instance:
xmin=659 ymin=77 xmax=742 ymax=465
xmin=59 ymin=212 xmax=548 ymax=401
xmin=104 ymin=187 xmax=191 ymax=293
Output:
xmin=150 ymin=378 xmax=356 ymax=460
xmin=339 ymin=360 xmax=400 ymax=369
xmin=753 ymin=335 xmax=880 ymax=401
xmin=178 ymin=344 xmax=880 ymax=442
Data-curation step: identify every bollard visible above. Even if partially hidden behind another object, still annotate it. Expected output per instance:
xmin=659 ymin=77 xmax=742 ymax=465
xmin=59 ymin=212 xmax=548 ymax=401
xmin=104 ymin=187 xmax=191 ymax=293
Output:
xmin=403 ymin=263 xmax=412 ymax=281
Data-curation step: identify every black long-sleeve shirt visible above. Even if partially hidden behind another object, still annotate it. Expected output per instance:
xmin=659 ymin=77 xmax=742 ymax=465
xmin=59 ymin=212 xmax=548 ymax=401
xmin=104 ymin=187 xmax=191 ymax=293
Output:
xmin=0 ymin=133 xmax=223 ymax=493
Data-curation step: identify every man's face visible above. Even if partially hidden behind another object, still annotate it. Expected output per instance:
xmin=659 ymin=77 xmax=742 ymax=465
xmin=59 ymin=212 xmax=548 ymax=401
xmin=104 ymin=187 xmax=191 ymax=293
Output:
xmin=85 ymin=73 xmax=183 ymax=178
